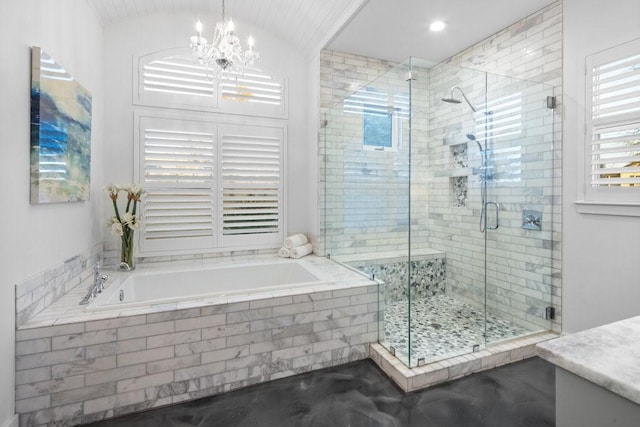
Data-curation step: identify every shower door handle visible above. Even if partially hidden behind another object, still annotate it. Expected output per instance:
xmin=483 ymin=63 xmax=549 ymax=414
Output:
xmin=486 ymin=201 xmax=499 ymax=230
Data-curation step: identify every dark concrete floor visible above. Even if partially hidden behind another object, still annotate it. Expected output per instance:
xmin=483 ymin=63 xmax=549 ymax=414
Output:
xmin=88 ymin=357 xmax=555 ymax=427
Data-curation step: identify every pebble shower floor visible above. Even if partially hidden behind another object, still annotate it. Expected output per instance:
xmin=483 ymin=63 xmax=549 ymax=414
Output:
xmin=382 ymin=294 xmax=528 ymax=365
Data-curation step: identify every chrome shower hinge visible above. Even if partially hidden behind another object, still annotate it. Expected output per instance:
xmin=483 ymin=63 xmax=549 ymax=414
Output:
xmin=546 ymin=96 xmax=556 ymax=109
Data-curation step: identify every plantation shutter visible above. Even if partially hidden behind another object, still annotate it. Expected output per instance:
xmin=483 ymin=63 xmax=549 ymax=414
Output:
xmin=218 ymin=124 xmax=284 ymax=247
xmin=136 ymin=115 xmax=285 ymax=255
xmin=220 ymin=72 xmax=284 ymax=106
xmin=135 ymin=49 xmax=287 ymax=117
xmin=139 ymin=117 xmax=217 ymax=254
xmin=586 ymin=38 xmax=640 ymax=193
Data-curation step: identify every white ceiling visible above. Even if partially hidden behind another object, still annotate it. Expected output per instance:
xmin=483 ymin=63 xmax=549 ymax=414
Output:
xmin=87 ymin=0 xmax=557 ymax=62
xmin=327 ymin=0 xmax=558 ymax=63
xmin=86 ymin=0 xmax=365 ymax=56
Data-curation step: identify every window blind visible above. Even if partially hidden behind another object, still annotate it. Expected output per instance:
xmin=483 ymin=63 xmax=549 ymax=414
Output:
xmin=219 ymin=125 xmax=283 ymax=243
xmin=587 ymin=39 xmax=640 ymax=189
xmin=143 ymin=55 xmax=215 ymax=98
xmin=136 ymin=50 xmax=286 ymax=117
xmin=220 ymin=72 xmax=283 ymax=106
xmin=136 ymin=116 xmax=285 ymax=254
xmin=139 ymin=118 xmax=217 ymax=253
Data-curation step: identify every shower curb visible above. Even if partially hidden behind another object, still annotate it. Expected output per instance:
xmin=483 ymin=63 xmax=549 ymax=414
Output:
xmin=369 ymin=331 xmax=559 ymax=392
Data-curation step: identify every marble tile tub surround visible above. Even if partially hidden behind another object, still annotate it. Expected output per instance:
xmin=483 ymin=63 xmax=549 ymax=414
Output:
xmin=15 ymin=243 xmax=102 ymax=328
xmin=15 ymin=255 xmax=379 ymax=426
xmin=537 ymin=315 xmax=640 ymax=406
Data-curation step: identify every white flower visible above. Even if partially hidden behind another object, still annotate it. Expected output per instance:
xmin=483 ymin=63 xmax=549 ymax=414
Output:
xmin=122 ymin=212 xmax=134 ymax=226
xmin=129 ymin=184 xmax=144 ymax=197
xmin=128 ymin=215 xmax=141 ymax=230
xmin=110 ymin=221 xmax=124 ymax=236
xmin=105 ymin=184 xmax=118 ymax=199
xmin=118 ymin=184 xmax=131 ymax=192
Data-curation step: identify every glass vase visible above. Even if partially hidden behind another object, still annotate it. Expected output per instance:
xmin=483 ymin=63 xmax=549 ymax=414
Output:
xmin=120 ymin=231 xmax=135 ymax=270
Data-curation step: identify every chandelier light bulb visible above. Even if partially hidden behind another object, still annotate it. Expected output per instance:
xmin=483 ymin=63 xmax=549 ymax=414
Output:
xmin=189 ymin=0 xmax=260 ymax=79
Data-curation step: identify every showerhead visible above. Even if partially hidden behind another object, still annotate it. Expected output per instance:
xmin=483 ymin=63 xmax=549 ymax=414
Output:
xmin=466 ymin=133 xmax=484 ymax=152
xmin=441 ymin=97 xmax=462 ymax=105
xmin=441 ymin=86 xmax=477 ymax=112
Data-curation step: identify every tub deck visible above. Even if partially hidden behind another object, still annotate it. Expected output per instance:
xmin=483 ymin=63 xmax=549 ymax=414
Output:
xmin=20 ymin=255 xmax=374 ymax=328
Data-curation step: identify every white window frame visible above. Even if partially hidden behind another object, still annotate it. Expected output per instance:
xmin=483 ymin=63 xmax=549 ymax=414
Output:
xmin=577 ymin=37 xmax=640 ymax=216
xmin=134 ymin=110 xmax=287 ymax=256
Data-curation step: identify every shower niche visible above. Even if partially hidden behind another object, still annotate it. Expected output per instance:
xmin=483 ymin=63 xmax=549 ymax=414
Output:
xmin=449 ymin=142 xmax=470 ymax=207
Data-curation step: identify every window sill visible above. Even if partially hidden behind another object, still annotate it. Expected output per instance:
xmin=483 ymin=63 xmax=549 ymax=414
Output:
xmin=575 ymin=200 xmax=640 ymax=217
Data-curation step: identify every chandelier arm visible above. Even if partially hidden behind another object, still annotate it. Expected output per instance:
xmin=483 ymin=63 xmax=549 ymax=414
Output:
xmin=190 ymin=0 xmax=259 ymax=78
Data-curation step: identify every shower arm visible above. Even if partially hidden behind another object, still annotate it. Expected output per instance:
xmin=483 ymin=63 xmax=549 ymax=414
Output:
xmin=451 ymin=86 xmax=477 ymax=113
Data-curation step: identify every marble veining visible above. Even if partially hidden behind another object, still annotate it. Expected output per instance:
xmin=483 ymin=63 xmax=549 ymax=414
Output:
xmin=537 ymin=315 xmax=640 ymax=405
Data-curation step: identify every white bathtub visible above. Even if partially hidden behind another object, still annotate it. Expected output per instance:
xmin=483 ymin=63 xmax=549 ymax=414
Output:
xmin=88 ymin=259 xmax=333 ymax=311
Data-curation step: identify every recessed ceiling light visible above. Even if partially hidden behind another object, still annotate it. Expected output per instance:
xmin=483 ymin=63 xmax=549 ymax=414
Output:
xmin=430 ymin=21 xmax=446 ymax=32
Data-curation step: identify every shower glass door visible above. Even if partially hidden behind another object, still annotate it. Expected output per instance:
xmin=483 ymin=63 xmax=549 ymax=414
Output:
xmin=482 ymin=74 xmax=556 ymax=344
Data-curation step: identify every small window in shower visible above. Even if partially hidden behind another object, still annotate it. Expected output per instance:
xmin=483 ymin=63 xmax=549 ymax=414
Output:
xmin=363 ymin=107 xmax=403 ymax=152
xmin=363 ymin=108 xmax=393 ymax=150
xmin=342 ymin=86 xmax=408 ymax=152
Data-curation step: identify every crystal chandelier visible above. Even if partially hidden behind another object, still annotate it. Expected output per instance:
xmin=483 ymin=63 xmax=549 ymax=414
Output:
xmin=189 ymin=0 xmax=260 ymax=78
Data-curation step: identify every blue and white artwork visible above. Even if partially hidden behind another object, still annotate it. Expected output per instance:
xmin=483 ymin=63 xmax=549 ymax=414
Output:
xmin=30 ymin=47 xmax=92 ymax=203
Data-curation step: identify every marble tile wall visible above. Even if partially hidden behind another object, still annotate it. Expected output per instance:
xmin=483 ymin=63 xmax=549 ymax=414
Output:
xmin=15 ymin=244 xmax=102 ymax=328
xmin=425 ymin=1 xmax=563 ymax=333
xmin=319 ymin=52 xmax=429 ymax=258
xmin=15 ymin=285 xmax=378 ymax=426
xmin=320 ymin=1 xmax=562 ymax=334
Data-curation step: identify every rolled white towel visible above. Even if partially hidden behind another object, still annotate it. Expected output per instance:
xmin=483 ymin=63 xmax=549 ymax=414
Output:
xmin=278 ymin=247 xmax=291 ymax=258
xmin=284 ymin=233 xmax=308 ymax=249
xmin=290 ymin=243 xmax=313 ymax=259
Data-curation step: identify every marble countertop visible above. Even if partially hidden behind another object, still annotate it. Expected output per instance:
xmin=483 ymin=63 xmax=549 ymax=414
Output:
xmin=536 ymin=315 xmax=640 ymax=405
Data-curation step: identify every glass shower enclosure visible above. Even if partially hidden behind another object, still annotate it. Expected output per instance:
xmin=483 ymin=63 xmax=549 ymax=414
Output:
xmin=322 ymin=58 xmax=556 ymax=367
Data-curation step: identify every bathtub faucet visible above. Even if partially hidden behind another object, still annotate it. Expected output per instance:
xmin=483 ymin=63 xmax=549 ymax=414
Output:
xmin=80 ymin=263 xmax=109 ymax=305
xmin=94 ymin=263 xmax=109 ymax=293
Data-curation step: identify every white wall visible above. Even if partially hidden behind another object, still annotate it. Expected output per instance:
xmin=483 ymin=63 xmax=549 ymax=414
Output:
xmin=0 ymin=1 xmax=104 ymax=426
xmin=102 ymin=12 xmax=311 ymax=246
xmin=563 ymin=0 xmax=640 ymax=332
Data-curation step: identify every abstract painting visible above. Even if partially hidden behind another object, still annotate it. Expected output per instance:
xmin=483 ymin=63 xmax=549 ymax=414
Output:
xmin=30 ymin=47 xmax=92 ymax=203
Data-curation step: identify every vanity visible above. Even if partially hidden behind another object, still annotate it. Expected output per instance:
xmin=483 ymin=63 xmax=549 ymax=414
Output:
xmin=537 ymin=316 xmax=640 ymax=427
